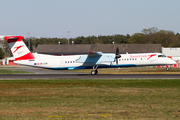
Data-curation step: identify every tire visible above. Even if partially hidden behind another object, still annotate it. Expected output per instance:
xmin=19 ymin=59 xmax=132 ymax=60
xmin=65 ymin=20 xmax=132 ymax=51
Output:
xmin=91 ymin=70 xmax=97 ymax=75
xmin=166 ymin=67 xmax=169 ymax=71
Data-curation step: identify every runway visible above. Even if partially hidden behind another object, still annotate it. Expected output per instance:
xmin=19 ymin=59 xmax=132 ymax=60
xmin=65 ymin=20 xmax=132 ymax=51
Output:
xmin=0 ymin=74 xmax=180 ymax=80
xmin=0 ymin=65 xmax=180 ymax=80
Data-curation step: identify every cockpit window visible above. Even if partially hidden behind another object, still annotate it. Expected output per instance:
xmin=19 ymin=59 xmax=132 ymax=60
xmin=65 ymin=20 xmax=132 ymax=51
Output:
xmin=158 ymin=55 xmax=166 ymax=57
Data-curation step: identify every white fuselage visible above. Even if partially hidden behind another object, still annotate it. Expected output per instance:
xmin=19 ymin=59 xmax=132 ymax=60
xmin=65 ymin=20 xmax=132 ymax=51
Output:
xmin=14 ymin=53 xmax=176 ymax=70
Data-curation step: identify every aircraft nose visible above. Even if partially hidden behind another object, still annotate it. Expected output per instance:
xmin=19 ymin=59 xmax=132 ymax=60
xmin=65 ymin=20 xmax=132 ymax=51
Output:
xmin=170 ymin=59 xmax=176 ymax=65
xmin=172 ymin=60 xmax=176 ymax=65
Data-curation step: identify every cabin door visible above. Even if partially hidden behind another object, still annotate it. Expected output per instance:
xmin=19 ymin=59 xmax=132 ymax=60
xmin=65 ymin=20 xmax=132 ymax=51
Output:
xmin=60 ymin=60 xmax=65 ymax=67
xmin=140 ymin=58 xmax=144 ymax=65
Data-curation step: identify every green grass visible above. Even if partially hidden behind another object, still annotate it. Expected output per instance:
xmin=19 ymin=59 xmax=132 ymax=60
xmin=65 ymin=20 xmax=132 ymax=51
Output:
xmin=0 ymin=69 xmax=32 ymax=74
xmin=0 ymin=79 xmax=180 ymax=120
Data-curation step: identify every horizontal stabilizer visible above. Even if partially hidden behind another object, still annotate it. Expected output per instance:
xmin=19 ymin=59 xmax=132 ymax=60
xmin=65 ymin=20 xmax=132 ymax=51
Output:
xmin=4 ymin=36 xmax=24 ymax=43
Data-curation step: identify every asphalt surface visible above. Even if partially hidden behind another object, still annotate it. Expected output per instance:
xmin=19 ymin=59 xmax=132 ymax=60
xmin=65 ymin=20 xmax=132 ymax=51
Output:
xmin=0 ymin=65 xmax=84 ymax=74
xmin=1 ymin=74 xmax=180 ymax=80
xmin=0 ymin=65 xmax=180 ymax=80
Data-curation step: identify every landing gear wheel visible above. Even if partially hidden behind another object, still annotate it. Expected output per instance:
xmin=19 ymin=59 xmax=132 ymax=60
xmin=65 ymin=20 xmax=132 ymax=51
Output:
xmin=91 ymin=65 xmax=98 ymax=75
xmin=166 ymin=67 xmax=169 ymax=71
xmin=91 ymin=70 xmax=98 ymax=75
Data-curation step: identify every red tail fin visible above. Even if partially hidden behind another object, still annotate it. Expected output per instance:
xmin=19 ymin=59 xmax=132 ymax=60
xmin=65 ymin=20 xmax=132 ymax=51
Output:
xmin=4 ymin=36 xmax=35 ymax=60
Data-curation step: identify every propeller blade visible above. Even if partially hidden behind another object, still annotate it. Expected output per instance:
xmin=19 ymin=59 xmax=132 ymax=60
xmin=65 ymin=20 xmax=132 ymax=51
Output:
xmin=115 ymin=47 xmax=121 ymax=66
xmin=116 ymin=47 xmax=119 ymax=55
xmin=116 ymin=59 xmax=118 ymax=66
xmin=115 ymin=47 xmax=121 ymax=59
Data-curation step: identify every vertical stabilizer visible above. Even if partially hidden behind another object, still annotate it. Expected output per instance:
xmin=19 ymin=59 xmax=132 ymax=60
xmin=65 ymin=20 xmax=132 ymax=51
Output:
xmin=4 ymin=36 xmax=35 ymax=60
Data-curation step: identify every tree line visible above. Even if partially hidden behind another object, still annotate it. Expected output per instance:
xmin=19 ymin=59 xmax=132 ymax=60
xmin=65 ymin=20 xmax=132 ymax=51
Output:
xmin=0 ymin=27 xmax=180 ymax=59
xmin=24 ymin=27 xmax=180 ymax=51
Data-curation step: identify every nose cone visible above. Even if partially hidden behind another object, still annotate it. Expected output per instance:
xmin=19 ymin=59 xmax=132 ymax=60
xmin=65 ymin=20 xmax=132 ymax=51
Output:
xmin=169 ymin=59 xmax=176 ymax=65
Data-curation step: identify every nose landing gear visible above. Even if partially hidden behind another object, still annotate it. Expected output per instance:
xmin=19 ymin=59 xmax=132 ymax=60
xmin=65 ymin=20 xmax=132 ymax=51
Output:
xmin=166 ymin=66 xmax=169 ymax=71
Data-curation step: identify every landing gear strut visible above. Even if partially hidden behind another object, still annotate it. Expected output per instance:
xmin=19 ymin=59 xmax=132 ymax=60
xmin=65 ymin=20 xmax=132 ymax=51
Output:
xmin=91 ymin=65 xmax=98 ymax=75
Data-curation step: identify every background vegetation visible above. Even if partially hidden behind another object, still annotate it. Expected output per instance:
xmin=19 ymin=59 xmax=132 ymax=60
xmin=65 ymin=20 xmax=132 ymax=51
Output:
xmin=1 ymin=27 xmax=180 ymax=55
xmin=0 ymin=48 xmax=5 ymax=59
xmin=21 ymin=27 xmax=180 ymax=52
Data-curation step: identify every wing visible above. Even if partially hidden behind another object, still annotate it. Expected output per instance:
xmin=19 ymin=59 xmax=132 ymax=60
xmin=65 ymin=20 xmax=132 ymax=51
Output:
xmin=77 ymin=51 xmax=115 ymax=65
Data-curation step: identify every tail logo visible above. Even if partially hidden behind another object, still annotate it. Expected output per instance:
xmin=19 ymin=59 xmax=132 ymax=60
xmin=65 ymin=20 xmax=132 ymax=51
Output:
xmin=13 ymin=45 xmax=24 ymax=53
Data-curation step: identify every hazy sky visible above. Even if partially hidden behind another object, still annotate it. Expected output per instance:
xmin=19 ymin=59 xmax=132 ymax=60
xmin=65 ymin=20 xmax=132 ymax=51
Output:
xmin=0 ymin=0 xmax=179 ymax=38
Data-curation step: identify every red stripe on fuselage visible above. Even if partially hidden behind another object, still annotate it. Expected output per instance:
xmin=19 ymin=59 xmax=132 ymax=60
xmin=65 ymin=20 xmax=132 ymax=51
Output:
xmin=147 ymin=54 xmax=157 ymax=60
xmin=15 ymin=52 xmax=35 ymax=60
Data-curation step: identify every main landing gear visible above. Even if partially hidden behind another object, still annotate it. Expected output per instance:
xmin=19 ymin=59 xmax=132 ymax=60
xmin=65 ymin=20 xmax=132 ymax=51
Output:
xmin=91 ymin=65 xmax=98 ymax=75
xmin=90 ymin=47 xmax=121 ymax=75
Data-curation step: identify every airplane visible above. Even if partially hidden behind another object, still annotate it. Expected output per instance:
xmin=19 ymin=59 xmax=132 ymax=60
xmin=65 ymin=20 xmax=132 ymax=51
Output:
xmin=1 ymin=36 xmax=176 ymax=75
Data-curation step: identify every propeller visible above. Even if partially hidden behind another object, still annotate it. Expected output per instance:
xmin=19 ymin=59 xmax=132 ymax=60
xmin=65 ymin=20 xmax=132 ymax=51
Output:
xmin=115 ymin=47 xmax=121 ymax=66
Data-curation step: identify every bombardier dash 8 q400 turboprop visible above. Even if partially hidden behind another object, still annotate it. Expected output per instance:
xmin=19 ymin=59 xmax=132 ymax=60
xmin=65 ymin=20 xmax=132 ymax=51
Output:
xmin=1 ymin=36 xmax=176 ymax=75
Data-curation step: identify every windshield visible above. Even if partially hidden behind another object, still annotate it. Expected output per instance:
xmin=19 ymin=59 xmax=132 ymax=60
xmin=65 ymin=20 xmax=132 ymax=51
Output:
xmin=158 ymin=55 xmax=166 ymax=57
